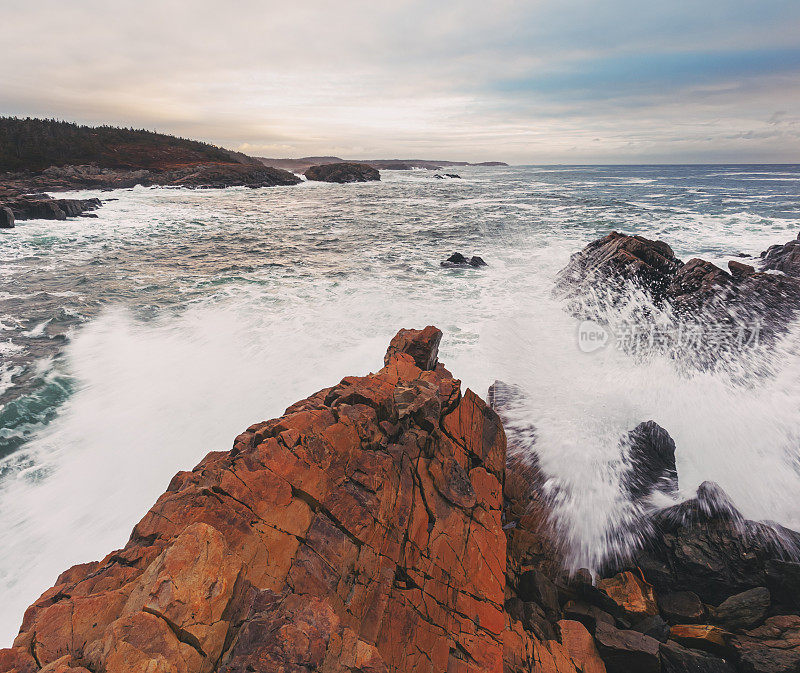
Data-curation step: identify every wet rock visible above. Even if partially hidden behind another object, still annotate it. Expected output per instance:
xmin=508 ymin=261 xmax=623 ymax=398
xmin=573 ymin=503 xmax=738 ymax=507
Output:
xmin=4 ymin=195 xmax=102 ymax=220
xmin=441 ymin=252 xmax=488 ymax=268
xmin=556 ymin=231 xmax=682 ymax=304
xmin=711 ymin=587 xmax=770 ymax=630
xmin=0 ymin=206 xmax=13 ymax=228
xmin=633 ymin=615 xmax=671 ymax=642
xmin=669 ymin=624 xmax=729 ymax=657
xmin=304 ymin=162 xmax=380 ymax=183
xmin=728 ymin=260 xmax=755 ymax=277
xmin=593 ymin=621 xmax=661 ymax=673
xmin=660 ymin=591 xmax=706 ymax=624
xmin=623 ymin=421 xmax=678 ymax=501
xmin=597 ymin=571 xmax=659 ymax=620
xmin=0 ymin=327 xmax=509 ymax=673
xmin=622 ymin=482 xmax=800 ymax=606
xmin=730 ymin=615 xmax=800 ymax=673
xmin=761 ymin=231 xmax=800 ymax=277
xmin=659 ymin=640 xmax=734 ymax=673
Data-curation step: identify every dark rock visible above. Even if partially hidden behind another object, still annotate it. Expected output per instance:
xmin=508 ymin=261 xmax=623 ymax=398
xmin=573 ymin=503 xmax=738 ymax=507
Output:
xmin=5 ymin=195 xmax=102 ymax=221
xmin=517 ymin=570 xmax=561 ymax=620
xmin=564 ymin=600 xmax=616 ymax=632
xmin=622 ymin=482 xmax=800 ymax=605
xmin=522 ymin=600 xmax=558 ymax=641
xmin=556 ymin=231 xmax=682 ymax=304
xmin=0 ymin=206 xmax=13 ymax=228
xmin=728 ymin=260 xmax=755 ymax=277
xmin=623 ymin=420 xmax=678 ymax=501
xmin=660 ymin=591 xmax=706 ymax=624
xmin=594 ymin=621 xmax=661 ymax=673
xmin=445 ymin=173 xmax=461 ymax=178
xmin=711 ymin=587 xmax=770 ymax=630
xmin=766 ymin=560 xmax=800 ymax=612
xmin=761 ymin=231 xmax=800 ymax=277
xmin=633 ymin=615 xmax=671 ymax=642
xmin=303 ymin=162 xmax=380 ymax=183
xmin=441 ymin=253 xmax=488 ymax=268
xmin=78 ymin=212 xmax=99 ymax=218
xmin=730 ymin=615 xmax=800 ymax=673
xmin=660 ymin=640 xmax=734 ymax=673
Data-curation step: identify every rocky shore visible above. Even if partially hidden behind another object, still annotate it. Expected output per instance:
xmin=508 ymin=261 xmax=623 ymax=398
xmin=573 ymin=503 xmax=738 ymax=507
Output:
xmin=3 ymin=320 xmax=800 ymax=673
xmin=2 ymin=230 xmax=799 ymax=673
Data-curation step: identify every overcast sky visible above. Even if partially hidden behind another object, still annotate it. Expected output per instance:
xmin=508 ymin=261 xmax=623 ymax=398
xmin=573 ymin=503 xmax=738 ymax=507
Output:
xmin=2 ymin=0 xmax=799 ymax=163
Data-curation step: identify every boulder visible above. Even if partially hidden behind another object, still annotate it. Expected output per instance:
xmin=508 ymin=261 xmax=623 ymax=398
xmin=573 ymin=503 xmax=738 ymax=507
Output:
xmin=0 ymin=206 xmax=14 ymax=228
xmin=761 ymin=231 xmax=800 ymax=277
xmin=659 ymin=640 xmax=734 ymax=673
xmin=730 ymin=615 xmax=800 ymax=673
xmin=565 ymin=600 xmax=616 ymax=633
xmin=593 ymin=621 xmax=661 ymax=673
xmin=623 ymin=421 xmax=678 ymax=502
xmin=633 ymin=615 xmax=671 ymax=642
xmin=304 ymin=162 xmax=380 ymax=183
xmin=660 ymin=591 xmax=706 ymax=624
xmin=669 ymin=625 xmax=729 ymax=657
xmin=0 ymin=327 xmax=510 ymax=673
xmin=711 ymin=587 xmax=770 ymax=631
xmin=596 ymin=571 xmax=659 ymax=619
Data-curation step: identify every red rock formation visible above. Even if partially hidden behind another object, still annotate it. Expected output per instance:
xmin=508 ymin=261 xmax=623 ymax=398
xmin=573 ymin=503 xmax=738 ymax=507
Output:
xmin=1 ymin=327 xmax=579 ymax=673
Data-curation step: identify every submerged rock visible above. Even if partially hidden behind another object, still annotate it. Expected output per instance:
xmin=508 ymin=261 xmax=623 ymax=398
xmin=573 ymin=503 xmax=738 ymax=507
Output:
xmin=441 ymin=252 xmax=488 ymax=268
xmin=304 ymin=162 xmax=380 ymax=183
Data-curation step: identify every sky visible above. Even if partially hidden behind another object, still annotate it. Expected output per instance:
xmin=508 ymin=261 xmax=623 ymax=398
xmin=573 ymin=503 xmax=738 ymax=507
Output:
xmin=2 ymin=0 xmax=800 ymax=164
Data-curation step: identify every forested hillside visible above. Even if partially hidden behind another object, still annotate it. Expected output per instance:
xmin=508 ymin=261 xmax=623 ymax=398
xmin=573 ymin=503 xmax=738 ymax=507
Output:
xmin=0 ymin=117 xmax=241 ymax=172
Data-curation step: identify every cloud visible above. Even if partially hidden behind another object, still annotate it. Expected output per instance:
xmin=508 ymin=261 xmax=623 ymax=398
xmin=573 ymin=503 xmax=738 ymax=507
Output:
xmin=1 ymin=0 xmax=799 ymax=162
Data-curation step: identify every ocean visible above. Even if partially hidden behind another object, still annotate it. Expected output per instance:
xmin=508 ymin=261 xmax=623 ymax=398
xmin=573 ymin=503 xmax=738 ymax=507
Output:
xmin=1 ymin=164 xmax=799 ymax=644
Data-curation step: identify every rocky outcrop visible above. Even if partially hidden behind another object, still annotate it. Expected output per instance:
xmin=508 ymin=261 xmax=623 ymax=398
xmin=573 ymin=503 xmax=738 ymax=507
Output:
xmin=0 ymin=163 xmax=301 ymax=195
xmin=557 ymin=231 xmax=800 ymax=353
xmin=760 ymin=231 xmax=800 ymax=277
xmin=2 ymin=195 xmax=102 ymax=221
xmin=622 ymin=421 xmax=678 ymax=502
xmin=441 ymin=253 xmax=488 ymax=268
xmin=304 ymin=163 xmax=380 ymax=183
xmin=0 ymin=327 xmax=586 ymax=673
xmin=0 ymin=206 xmax=13 ymax=228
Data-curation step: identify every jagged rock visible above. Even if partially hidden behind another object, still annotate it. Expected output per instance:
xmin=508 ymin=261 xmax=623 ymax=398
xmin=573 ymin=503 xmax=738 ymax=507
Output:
xmin=660 ymin=591 xmax=706 ymax=624
xmin=669 ymin=625 xmax=729 ymax=657
xmin=596 ymin=571 xmax=659 ymax=620
xmin=556 ymin=231 xmax=682 ymax=304
xmin=0 ymin=206 xmax=13 ymax=228
xmin=557 ymin=231 xmax=800 ymax=350
xmin=659 ymin=640 xmax=734 ymax=673
xmin=518 ymin=570 xmax=561 ymax=622
xmin=632 ymin=615 xmax=671 ymax=642
xmin=711 ymin=587 xmax=770 ymax=630
xmin=383 ymin=325 xmax=442 ymax=370
xmin=304 ymin=162 xmax=380 ymax=183
xmin=761 ymin=231 xmax=800 ymax=277
xmin=0 ymin=327 xmax=510 ymax=673
xmin=593 ymin=621 xmax=661 ymax=673
xmin=441 ymin=253 xmax=488 ymax=268
xmin=730 ymin=615 xmax=800 ymax=673
xmin=621 ymin=482 xmax=800 ymax=605
xmin=623 ymin=421 xmax=678 ymax=502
